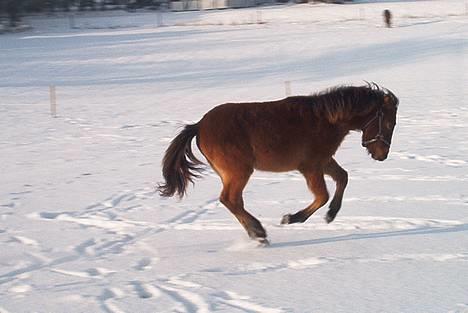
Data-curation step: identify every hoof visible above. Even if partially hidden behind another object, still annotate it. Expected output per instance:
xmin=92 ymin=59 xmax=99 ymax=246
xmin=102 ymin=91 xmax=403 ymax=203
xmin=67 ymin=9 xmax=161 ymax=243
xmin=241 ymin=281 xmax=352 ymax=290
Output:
xmin=281 ymin=214 xmax=292 ymax=225
xmin=325 ymin=212 xmax=335 ymax=224
xmin=247 ymin=225 xmax=267 ymax=240
xmin=256 ymin=237 xmax=270 ymax=247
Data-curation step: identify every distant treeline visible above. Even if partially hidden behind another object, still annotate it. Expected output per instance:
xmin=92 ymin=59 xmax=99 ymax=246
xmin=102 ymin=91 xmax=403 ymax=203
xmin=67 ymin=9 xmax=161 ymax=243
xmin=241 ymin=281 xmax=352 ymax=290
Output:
xmin=0 ymin=0 xmax=163 ymax=13
xmin=0 ymin=0 xmax=163 ymax=26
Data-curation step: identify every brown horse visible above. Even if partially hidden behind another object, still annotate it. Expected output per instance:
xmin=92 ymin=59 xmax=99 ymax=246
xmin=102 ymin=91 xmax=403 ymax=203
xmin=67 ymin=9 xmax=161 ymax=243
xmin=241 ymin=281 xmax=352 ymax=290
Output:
xmin=158 ymin=84 xmax=399 ymax=245
xmin=383 ymin=9 xmax=393 ymax=28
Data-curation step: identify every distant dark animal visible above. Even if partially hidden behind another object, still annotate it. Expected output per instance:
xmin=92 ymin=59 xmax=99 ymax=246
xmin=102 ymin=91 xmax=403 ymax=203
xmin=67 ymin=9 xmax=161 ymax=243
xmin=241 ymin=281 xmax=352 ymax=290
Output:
xmin=158 ymin=83 xmax=399 ymax=245
xmin=384 ymin=9 xmax=393 ymax=28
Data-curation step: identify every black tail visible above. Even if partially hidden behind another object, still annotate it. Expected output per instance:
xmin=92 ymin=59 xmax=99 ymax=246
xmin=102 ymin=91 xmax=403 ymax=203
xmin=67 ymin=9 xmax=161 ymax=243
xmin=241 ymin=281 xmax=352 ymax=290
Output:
xmin=158 ymin=123 xmax=204 ymax=198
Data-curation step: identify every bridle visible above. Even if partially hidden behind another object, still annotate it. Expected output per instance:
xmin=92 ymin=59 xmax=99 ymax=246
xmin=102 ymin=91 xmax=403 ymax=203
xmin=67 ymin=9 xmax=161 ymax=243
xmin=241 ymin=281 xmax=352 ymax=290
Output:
xmin=361 ymin=108 xmax=391 ymax=147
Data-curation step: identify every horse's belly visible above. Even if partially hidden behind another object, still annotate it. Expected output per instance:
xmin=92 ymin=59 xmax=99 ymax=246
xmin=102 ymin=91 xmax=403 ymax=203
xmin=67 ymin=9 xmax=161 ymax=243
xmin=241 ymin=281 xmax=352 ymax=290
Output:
xmin=253 ymin=153 xmax=302 ymax=172
xmin=255 ymin=163 xmax=297 ymax=172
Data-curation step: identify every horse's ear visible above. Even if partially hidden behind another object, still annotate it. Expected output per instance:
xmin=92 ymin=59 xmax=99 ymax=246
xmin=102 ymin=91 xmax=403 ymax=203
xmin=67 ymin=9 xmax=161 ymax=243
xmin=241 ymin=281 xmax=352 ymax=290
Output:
xmin=383 ymin=95 xmax=393 ymax=108
xmin=383 ymin=89 xmax=398 ymax=109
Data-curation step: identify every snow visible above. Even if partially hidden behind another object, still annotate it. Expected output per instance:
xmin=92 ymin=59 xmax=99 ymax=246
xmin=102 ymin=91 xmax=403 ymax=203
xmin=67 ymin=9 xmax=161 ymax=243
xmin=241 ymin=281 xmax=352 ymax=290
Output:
xmin=1 ymin=1 xmax=468 ymax=312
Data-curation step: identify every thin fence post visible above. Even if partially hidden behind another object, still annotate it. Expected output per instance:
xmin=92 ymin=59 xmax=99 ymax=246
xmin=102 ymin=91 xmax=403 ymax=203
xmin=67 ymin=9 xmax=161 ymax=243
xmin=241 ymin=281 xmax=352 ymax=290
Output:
xmin=359 ymin=8 xmax=365 ymax=20
xmin=285 ymin=81 xmax=291 ymax=97
xmin=50 ymin=85 xmax=57 ymax=118
xmin=69 ymin=13 xmax=75 ymax=29
xmin=157 ymin=11 xmax=163 ymax=27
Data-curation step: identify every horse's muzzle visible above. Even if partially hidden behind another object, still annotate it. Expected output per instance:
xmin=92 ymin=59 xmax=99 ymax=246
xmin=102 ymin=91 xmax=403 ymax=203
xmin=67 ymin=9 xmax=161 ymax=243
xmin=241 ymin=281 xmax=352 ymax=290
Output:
xmin=371 ymin=151 xmax=388 ymax=161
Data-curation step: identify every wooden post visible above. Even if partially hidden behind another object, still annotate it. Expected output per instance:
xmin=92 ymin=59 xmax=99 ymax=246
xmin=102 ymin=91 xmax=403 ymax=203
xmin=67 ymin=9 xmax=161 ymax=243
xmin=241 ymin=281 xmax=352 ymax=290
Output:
xmin=69 ymin=13 xmax=75 ymax=29
xmin=285 ymin=81 xmax=291 ymax=97
xmin=50 ymin=85 xmax=57 ymax=118
xmin=256 ymin=10 xmax=262 ymax=24
xmin=157 ymin=11 xmax=163 ymax=27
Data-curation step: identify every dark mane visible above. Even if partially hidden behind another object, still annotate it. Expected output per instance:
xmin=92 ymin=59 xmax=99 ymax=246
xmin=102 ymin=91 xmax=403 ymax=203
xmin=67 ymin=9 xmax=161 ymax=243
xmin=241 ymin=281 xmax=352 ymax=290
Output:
xmin=306 ymin=83 xmax=397 ymax=124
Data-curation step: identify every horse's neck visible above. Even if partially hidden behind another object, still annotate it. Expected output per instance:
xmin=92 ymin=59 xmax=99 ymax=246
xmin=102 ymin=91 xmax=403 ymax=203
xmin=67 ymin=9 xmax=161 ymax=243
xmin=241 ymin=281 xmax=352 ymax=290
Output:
xmin=343 ymin=103 xmax=378 ymax=132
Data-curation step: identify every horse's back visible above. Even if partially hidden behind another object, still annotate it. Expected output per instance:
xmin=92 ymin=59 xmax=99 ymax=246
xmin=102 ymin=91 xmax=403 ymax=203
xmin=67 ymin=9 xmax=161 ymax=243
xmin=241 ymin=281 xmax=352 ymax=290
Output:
xmin=197 ymin=99 xmax=325 ymax=172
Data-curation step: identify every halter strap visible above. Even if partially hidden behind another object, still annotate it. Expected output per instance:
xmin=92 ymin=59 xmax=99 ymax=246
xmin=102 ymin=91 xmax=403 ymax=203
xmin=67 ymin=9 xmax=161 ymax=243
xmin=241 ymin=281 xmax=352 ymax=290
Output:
xmin=361 ymin=109 xmax=391 ymax=147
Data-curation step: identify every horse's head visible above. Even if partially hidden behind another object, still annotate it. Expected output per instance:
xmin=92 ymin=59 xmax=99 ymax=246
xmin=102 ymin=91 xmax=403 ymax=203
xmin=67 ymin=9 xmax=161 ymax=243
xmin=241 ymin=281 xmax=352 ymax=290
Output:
xmin=361 ymin=88 xmax=399 ymax=161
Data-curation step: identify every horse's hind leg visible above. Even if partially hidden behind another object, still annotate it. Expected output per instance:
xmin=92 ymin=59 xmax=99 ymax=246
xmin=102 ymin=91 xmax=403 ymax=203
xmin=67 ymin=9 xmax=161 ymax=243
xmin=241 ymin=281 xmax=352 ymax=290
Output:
xmin=218 ymin=168 xmax=268 ymax=244
xmin=281 ymin=168 xmax=329 ymax=224
xmin=324 ymin=158 xmax=348 ymax=223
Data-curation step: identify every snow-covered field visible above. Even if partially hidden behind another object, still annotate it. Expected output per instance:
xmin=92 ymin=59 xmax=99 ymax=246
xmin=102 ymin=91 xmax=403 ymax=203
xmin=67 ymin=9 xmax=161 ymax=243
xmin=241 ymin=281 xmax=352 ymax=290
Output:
xmin=1 ymin=1 xmax=468 ymax=312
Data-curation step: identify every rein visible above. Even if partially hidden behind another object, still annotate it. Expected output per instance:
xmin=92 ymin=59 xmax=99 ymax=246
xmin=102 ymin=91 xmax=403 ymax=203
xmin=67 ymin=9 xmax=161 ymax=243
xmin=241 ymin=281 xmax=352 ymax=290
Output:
xmin=361 ymin=108 xmax=390 ymax=147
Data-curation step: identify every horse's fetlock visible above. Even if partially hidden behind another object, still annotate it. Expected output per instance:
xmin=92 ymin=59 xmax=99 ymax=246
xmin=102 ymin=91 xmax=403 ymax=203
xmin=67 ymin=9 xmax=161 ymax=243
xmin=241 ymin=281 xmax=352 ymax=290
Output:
xmin=248 ymin=225 xmax=266 ymax=239
xmin=329 ymin=197 xmax=340 ymax=211
xmin=283 ymin=212 xmax=307 ymax=224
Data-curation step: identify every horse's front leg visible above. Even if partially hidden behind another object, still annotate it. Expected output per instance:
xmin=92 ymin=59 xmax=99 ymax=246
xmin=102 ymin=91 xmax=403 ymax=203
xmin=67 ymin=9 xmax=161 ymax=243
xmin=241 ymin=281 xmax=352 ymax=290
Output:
xmin=281 ymin=168 xmax=329 ymax=224
xmin=324 ymin=158 xmax=348 ymax=223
